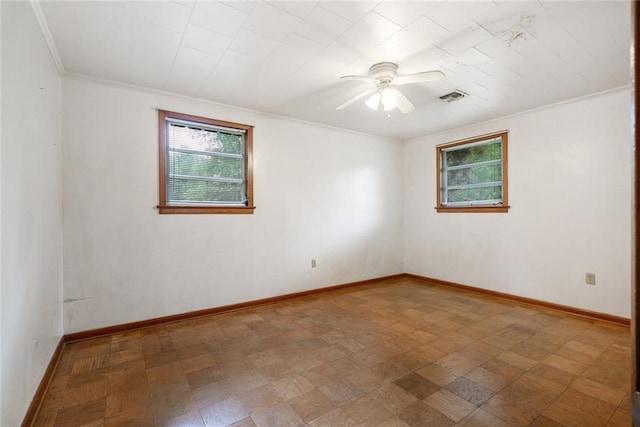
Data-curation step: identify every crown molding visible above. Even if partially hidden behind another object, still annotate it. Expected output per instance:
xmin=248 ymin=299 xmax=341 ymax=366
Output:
xmin=30 ymin=0 xmax=65 ymax=76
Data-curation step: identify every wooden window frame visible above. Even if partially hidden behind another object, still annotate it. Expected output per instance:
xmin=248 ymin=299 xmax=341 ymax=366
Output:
xmin=436 ymin=131 xmax=509 ymax=213
xmin=158 ymin=110 xmax=255 ymax=215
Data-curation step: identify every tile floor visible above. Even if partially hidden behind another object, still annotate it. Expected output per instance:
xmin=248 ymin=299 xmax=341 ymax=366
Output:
xmin=32 ymin=278 xmax=631 ymax=426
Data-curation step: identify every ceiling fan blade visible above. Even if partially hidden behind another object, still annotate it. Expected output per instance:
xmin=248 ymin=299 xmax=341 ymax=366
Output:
xmin=394 ymin=70 xmax=445 ymax=86
xmin=336 ymin=89 xmax=376 ymax=110
xmin=393 ymin=89 xmax=415 ymax=114
xmin=340 ymin=75 xmax=378 ymax=84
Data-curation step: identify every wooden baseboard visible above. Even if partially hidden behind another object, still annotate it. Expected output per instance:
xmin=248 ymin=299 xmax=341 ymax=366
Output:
xmin=65 ymin=273 xmax=405 ymax=342
xmin=404 ymin=273 xmax=631 ymax=326
xmin=65 ymin=272 xmax=630 ymax=341
xmin=21 ymin=337 xmax=65 ymax=427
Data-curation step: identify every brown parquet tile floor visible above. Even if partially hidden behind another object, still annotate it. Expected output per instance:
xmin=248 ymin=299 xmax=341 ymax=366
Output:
xmin=32 ymin=278 xmax=631 ymax=426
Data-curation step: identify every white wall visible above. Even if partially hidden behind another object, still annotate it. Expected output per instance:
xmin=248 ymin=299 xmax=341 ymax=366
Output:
xmin=405 ymin=88 xmax=631 ymax=318
xmin=1 ymin=2 xmax=63 ymax=426
xmin=0 ymin=2 xmax=4 ymax=423
xmin=62 ymin=78 xmax=404 ymax=333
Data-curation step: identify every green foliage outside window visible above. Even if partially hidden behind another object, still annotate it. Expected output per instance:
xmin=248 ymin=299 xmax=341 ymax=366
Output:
xmin=446 ymin=163 xmax=501 ymax=187
xmin=447 ymin=186 xmax=502 ymax=203
xmin=445 ymin=140 xmax=501 ymax=167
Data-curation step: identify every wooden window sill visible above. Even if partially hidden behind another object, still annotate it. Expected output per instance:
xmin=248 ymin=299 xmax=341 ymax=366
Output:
xmin=435 ymin=206 xmax=509 ymax=213
xmin=158 ymin=205 xmax=256 ymax=215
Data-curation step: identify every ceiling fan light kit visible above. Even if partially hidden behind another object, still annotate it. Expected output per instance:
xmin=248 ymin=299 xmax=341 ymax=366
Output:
xmin=365 ymin=86 xmax=398 ymax=111
xmin=381 ymin=87 xmax=397 ymax=111
xmin=365 ymin=92 xmax=381 ymax=110
xmin=337 ymin=62 xmax=445 ymax=115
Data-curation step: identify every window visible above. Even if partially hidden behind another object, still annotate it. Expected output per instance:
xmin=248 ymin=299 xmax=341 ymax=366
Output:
xmin=158 ymin=110 xmax=255 ymax=214
xmin=436 ymin=131 xmax=508 ymax=213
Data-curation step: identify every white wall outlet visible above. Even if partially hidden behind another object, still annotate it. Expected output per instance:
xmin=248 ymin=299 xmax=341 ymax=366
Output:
xmin=585 ymin=273 xmax=596 ymax=285
xmin=311 ymin=259 xmax=316 ymax=268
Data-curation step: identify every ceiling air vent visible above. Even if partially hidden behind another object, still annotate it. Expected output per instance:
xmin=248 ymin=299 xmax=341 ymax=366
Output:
xmin=439 ymin=90 xmax=468 ymax=102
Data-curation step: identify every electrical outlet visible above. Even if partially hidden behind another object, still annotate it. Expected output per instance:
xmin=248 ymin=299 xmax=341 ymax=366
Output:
xmin=311 ymin=259 xmax=316 ymax=268
xmin=585 ymin=273 xmax=596 ymax=285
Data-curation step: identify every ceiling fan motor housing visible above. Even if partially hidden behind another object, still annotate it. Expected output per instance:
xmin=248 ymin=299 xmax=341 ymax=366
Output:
xmin=369 ymin=62 xmax=398 ymax=82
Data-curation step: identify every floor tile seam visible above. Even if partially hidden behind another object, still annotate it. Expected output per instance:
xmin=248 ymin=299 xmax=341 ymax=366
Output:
xmin=474 ymin=394 xmax=536 ymax=426
xmin=479 ymin=363 xmax=569 ymax=412
xmin=55 ymin=395 xmax=108 ymax=426
xmin=550 ymin=385 xmax=618 ymax=425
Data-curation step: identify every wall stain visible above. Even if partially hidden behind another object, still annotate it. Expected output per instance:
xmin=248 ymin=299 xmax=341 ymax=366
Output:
xmin=63 ymin=297 xmax=91 ymax=303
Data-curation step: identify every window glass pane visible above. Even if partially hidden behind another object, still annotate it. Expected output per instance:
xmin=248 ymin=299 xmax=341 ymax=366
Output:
xmin=168 ymin=179 xmax=245 ymax=204
xmin=169 ymin=152 xmax=243 ymax=179
xmin=168 ymin=123 xmax=243 ymax=155
xmin=445 ymin=140 xmax=501 ymax=167
xmin=446 ymin=163 xmax=502 ymax=187
xmin=447 ymin=186 xmax=502 ymax=203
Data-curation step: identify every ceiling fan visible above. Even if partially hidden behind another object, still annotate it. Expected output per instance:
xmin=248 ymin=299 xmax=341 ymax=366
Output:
xmin=336 ymin=62 xmax=445 ymax=114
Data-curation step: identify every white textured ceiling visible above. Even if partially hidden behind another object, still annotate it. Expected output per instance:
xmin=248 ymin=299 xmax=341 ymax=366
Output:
xmin=38 ymin=0 xmax=631 ymax=140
